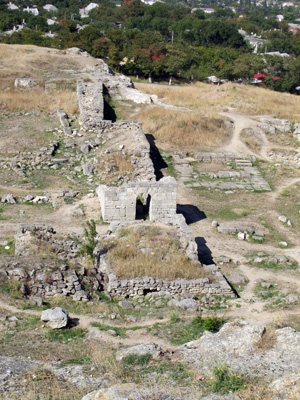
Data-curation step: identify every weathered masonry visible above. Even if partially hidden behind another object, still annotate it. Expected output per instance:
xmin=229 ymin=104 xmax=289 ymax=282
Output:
xmin=97 ymin=176 xmax=177 ymax=221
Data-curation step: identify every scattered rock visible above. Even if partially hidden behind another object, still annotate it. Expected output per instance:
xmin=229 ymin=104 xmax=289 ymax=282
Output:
xmin=41 ymin=307 xmax=69 ymax=329
xmin=115 ymin=342 xmax=163 ymax=362
xmin=237 ymin=232 xmax=245 ymax=240
xmin=82 ymin=384 xmax=151 ymax=400
xmin=118 ymin=300 xmax=134 ymax=310
xmin=14 ymin=78 xmax=36 ymax=88
xmin=227 ymin=272 xmax=248 ymax=284
xmin=1 ymin=194 xmax=16 ymax=204
xmin=279 ymin=241 xmax=288 ymax=247
xmin=284 ymin=294 xmax=299 ymax=303
xmin=278 ymin=215 xmax=287 ymax=223
xmin=80 ymin=143 xmax=91 ymax=154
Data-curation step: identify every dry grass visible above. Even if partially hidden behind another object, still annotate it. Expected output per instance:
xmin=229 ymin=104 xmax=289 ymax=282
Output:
xmin=112 ymin=153 xmax=134 ymax=174
xmin=254 ymin=327 xmax=277 ymax=352
xmin=104 ymin=224 xmax=205 ymax=279
xmin=136 ymin=82 xmax=300 ymax=121
xmin=136 ymin=106 xmax=230 ymax=150
xmin=89 ymin=344 xmax=129 ymax=382
xmin=135 ymin=81 xmax=300 ymax=150
xmin=0 ymin=44 xmax=95 ymax=113
xmin=23 ymin=368 xmax=85 ymax=400
xmin=0 ymin=86 xmax=78 ymax=114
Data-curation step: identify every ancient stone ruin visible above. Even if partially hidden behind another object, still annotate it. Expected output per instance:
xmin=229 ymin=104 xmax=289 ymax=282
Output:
xmin=97 ymin=176 xmax=177 ymax=222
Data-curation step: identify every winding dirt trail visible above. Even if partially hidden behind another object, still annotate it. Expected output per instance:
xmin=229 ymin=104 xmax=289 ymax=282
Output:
xmin=220 ymin=111 xmax=258 ymax=155
xmin=0 ymin=298 xmax=175 ymax=348
xmin=270 ymin=177 xmax=300 ymax=200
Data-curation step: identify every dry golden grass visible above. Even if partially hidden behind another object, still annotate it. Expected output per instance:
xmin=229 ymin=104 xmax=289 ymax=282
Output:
xmin=112 ymin=153 xmax=134 ymax=174
xmin=0 ymin=44 xmax=97 ymax=113
xmin=254 ymin=327 xmax=277 ymax=352
xmin=0 ymin=86 xmax=79 ymax=114
xmin=0 ymin=88 xmax=50 ymax=111
xmin=89 ymin=344 xmax=129 ymax=382
xmin=104 ymin=224 xmax=206 ymax=279
xmin=136 ymin=106 xmax=230 ymax=150
xmin=135 ymin=81 xmax=300 ymax=150
xmin=136 ymin=82 xmax=300 ymax=121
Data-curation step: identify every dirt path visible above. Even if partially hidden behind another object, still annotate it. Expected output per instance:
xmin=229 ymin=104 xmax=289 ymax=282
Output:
xmin=220 ymin=111 xmax=258 ymax=155
xmin=0 ymin=298 xmax=174 ymax=348
xmin=270 ymin=177 xmax=300 ymax=200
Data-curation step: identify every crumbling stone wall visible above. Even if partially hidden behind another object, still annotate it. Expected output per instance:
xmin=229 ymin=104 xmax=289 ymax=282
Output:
xmin=97 ymin=176 xmax=177 ymax=222
xmin=15 ymin=224 xmax=81 ymax=259
xmin=77 ymin=79 xmax=107 ymax=129
xmin=99 ymin=256 xmax=234 ymax=298
xmin=0 ymin=257 xmax=93 ymax=302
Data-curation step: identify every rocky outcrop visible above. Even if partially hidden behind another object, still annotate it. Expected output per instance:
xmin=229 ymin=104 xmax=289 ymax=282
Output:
xmin=177 ymin=320 xmax=300 ymax=380
xmin=115 ymin=342 xmax=163 ymax=361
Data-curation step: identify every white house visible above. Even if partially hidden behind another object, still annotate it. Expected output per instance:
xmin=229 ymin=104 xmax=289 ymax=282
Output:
xmin=47 ymin=18 xmax=57 ymax=25
xmin=79 ymin=2 xmax=99 ymax=18
xmin=199 ymin=7 xmax=215 ymax=14
xmin=7 ymin=2 xmax=19 ymax=10
xmin=43 ymin=4 xmax=58 ymax=12
xmin=23 ymin=6 xmax=39 ymax=16
xmin=276 ymin=14 xmax=284 ymax=22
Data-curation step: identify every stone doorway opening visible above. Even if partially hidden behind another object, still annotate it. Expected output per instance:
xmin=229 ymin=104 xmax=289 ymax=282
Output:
xmin=136 ymin=194 xmax=151 ymax=220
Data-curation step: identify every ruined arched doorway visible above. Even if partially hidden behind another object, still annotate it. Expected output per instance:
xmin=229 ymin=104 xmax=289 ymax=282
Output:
xmin=136 ymin=194 xmax=151 ymax=220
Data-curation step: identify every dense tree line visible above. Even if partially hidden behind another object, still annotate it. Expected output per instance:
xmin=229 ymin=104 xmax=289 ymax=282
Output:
xmin=2 ymin=0 xmax=300 ymax=92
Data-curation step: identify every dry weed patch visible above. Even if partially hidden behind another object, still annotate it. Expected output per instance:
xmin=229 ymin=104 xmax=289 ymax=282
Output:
xmin=254 ymin=327 xmax=277 ymax=352
xmin=104 ymin=224 xmax=204 ymax=279
xmin=136 ymin=82 xmax=300 ymax=122
xmin=136 ymin=106 xmax=230 ymax=150
xmin=112 ymin=153 xmax=134 ymax=174
xmin=0 ymin=87 xmax=78 ymax=114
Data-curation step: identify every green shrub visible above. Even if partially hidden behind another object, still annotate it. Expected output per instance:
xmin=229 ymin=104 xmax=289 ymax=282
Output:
xmin=80 ymin=219 xmax=97 ymax=258
xmin=192 ymin=316 xmax=225 ymax=333
xmin=211 ymin=364 xmax=247 ymax=394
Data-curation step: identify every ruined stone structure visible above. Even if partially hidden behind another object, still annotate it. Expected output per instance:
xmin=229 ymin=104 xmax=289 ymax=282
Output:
xmin=97 ymin=176 xmax=177 ymax=222
xmin=99 ymin=254 xmax=234 ymax=299
xmin=15 ymin=224 xmax=81 ymax=259
xmin=77 ymin=79 xmax=106 ymax=129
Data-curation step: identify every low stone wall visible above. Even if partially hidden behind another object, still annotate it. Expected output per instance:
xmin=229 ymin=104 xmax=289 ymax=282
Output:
xmin=99 ymin=257 xmax=234 ymax=298
xmin=97 ymin=176 xmax=177 ymax=222
xmin=0 ymin=257 xmax=93 ymax=302
xmin=194 ymin=152 xmax=256 ymax=162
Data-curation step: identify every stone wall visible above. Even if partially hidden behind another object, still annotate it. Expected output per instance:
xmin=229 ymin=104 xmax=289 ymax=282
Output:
xmin=194 ymin=152 xmax=256 ymax=162
xmin=97 ymin=176 xmax=177 ymax=222
xmin=0 ymin=256 xmax=92 ymax=302
xmin=77 ymin=79 xmax=106 ymax=129
xmin=99 ymin=256 xmax=234 ymax=298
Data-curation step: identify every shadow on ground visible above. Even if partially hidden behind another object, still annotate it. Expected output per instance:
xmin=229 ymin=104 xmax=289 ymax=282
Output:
xmin=177 ymin=204 xmax=207 ymax=224
xmin=145 ymin=134 xmax=167 ymax=180
xmin=195 ymin=237 xmax=214 ymax=265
